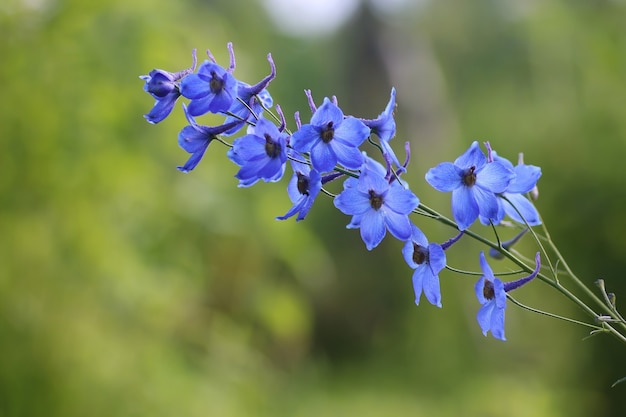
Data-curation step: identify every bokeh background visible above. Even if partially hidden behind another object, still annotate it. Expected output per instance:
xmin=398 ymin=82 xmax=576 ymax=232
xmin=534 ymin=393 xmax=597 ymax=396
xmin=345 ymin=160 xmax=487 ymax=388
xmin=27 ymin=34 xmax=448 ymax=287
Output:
xmin=2 ymin=0 xmax=626 ymax=415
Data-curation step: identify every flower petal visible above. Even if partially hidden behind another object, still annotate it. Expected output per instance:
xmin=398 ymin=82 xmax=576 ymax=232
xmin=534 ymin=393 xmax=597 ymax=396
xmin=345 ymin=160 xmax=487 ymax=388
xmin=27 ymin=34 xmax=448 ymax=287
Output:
xmin=384 ymin=185 xmax=419 ymax=215
xmin=476 ymin=161 xmax=515 ymax=193
xmin=334 ymin=188 xmax=371 ymax=216
xmin=425 ymin=162 xmax=463 ymax=192
xmin=420 ymin=265 xmax=442 ymax=307
xmin=310 ymin=98 xmax=344 ymax=126
xmin=359 ymin=209 xmax=386 ymax=250
xmin=310 ymin=142 xmax=337 ymax=172
xmin=331 ymin=140 xmax=364 ymax=170
xmin=455 ymin=141 xmax=486 ymax=171
xmin=477 ymin=301 xmax=495 ymax=336
xmin=502 ymin=193 xmax=541 ymax=225
xmin=490 ymin=305 xmax=506 ymax=341
xmin=451 ymin=186 xmax=479 ymax=230
xmin=291 ymin=125 xmax=320 ymax=153
xmin=382 ymin=209 xmax=412 ymax=241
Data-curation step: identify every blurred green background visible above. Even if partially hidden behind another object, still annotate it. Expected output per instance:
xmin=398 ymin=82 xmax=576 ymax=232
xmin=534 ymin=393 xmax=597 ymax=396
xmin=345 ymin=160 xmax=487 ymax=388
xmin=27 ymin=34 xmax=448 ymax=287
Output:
xmin=2 ymin=0 xmax=626 ymax=415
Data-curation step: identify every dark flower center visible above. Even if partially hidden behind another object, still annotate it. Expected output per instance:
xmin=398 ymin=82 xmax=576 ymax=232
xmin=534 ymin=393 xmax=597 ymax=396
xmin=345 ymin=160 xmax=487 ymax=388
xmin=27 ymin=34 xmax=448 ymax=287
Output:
xmin=296 ymin=172 xmax=310 ymax=196
xmin=264 ymin=134 xmax=281 ymax=158
xmin=209 ymin=71 xmax=225 ymax=93
xmin=483 ymin=280 xmax=495 ymax=300
xmin=412 ymin=243 xmax=429 ymax=265
xmin=321 ymin=121 xmax=335 ymax=143
xmin=462 ymin=166 xmax=477 ymax=187
xmin=368 ymin=190 xmax=383 ymax=210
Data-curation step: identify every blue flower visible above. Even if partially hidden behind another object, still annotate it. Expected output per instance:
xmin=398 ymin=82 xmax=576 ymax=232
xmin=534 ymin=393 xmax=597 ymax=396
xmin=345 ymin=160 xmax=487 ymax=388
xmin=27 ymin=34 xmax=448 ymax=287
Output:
xmin=499 ymin=154 xmax=542 ymax=225
xmin=291 ymin=97 xmax=370 ymax=172
xmin=475 ymin=251 xmax=540 ymax=341
xmin=276 ymin=156 xmax=322 ymax=221
xmin=334 ymin=157 xmax=419 ymax=250
xmin=360 ymin=87 xmax=402 ymax=168
xmin=425 ymin=141 xmax=515 ymax=230
xmin=227 ymin=118 xmax=288 ymax=187
xmin=402 ymin=224 xmax=446 ymax=307
xmin=180 ymin=60 xmax=238 ymax=117
xmin=140 ymin=49 xmax=197 ymax=124
xmin=177 ymin=104 xmax=244 ymax=173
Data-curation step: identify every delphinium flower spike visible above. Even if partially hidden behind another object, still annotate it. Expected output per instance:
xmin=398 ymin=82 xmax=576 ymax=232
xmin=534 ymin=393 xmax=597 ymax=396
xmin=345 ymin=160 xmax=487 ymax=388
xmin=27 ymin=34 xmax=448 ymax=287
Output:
xmin=475 ymin=251 xmax=541 ymax=340
xmin=140 ymin=49 xmax=198 ymax=124
xmin=425 ymin=141 xmax=515 ymax=230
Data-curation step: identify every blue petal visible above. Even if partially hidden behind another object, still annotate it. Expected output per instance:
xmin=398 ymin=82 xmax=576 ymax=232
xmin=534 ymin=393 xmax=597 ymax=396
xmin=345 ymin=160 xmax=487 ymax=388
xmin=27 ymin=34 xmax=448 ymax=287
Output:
xmin=144 ymin=92 xmax=179 ymax=124
xmin=310 ymin=142 xmax=337 ymax=172
xmin=310 ymin=98 xmax=344 ymax=126
xmin=412 ymin=266 xmax=425 ymax=305
xmin=490 ymin=306 xmax=506 ymax=341
xmin=410 ymin=223 xmax=428 ymax=247
xmin=428 ymin=243 xmax=446 ymax=274
xmin=474 ymin=276 xmax=488 ymax=304
xmin=502 ymin=193 xmax=541 ymax=225
xmin=180 ymin=73 xmax=210 ymax=100
xmin=290 ymin=125 xmax=320 ymax=153
xmin=473 ymin=185 xmax=499 ymax=220
xmin=451 ymin=186 xmax=479 ymax=230
xmin=479 ymin=251 xmax=496 ymax=282
xmin=402 ymin=239 xmax=417 ymax=268
xmin=382 ymin=209 xmax=412 ymax=241
xmin=177 ymin=147 xmax=208 ymax=173
xmin=493 ymin=278 xmax=507 ymax=309
xmin=384 ymin=185 xmax=419 ymax=215
xmin=455 ymin=141 xmax=486 ymax=171
xmin=333 ymin=116 xmax=370 ymax=148
xmin=425 ymin=162 xmax=463 ymax=192
xmin=331 ymin=140 xmax=364 ymax=170
xmin=178 ymin=125 xmax=210 ymax=153
xmin=358 ymin=166 xmax=389 ymax=195
xmin=476 ymin=160 xmax=514 ymax=193
xmin=508 ymin=164 xmax=541 ymax=194
xmin=477 ymin=301 xmax=496 ymax=336
xmin=419 ymin=265 xmax=442 ymax=307
xmin=276 ymin=196 xmax=307 ymax=221
xmin=359 ymin=209 xmax=386 ymax=250
xmin=334 ymin=188 xmax=371 ymax=216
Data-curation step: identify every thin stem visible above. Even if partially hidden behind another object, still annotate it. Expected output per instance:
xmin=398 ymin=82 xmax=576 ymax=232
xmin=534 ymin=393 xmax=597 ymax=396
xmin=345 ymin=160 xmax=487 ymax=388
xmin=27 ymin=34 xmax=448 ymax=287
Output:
xmin=507 ymin=294 xmax=603 ymax=332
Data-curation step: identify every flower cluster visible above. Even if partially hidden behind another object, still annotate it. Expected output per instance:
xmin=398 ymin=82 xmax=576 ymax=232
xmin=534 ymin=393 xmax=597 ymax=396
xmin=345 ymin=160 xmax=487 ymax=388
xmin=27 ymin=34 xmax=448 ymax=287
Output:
xmin=140 ymin=43 xmax=545 ymax=341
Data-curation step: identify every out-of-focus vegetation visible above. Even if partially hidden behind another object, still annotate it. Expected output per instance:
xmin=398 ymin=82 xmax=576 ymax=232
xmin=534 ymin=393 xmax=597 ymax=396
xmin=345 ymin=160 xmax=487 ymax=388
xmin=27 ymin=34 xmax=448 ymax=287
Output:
xmin=1 ymin=0 xmax=625 ymax=415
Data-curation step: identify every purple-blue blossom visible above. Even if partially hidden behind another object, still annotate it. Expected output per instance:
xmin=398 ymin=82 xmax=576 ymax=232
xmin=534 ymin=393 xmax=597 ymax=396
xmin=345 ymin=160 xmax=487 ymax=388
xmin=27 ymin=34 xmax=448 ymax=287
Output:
xmin=475 ymin=251 xmax=541 ymax=341
xmin=402 ymin=224 xmax=446 ymax=307
xmin=177 ymin=104 xmax=244 ymax=173
xmin=140 ymin=49 xmax=197 ymax=124
xmin=227 ymin=117 xmax=288 ymax=187
xmin=425 ymin=141 xmax=515 ymax=230
xmin=291 ymin=97 xmax=370 ymax=173
xmin=360 ymin=87 xmax=403 ymax=169
xmin=499 ymin=154 xmax=542 ymax=225
xmin=334 ymin=158 xmax=419 ymax=250
xmin=276 ymin=156 xmax=322 ymax=221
